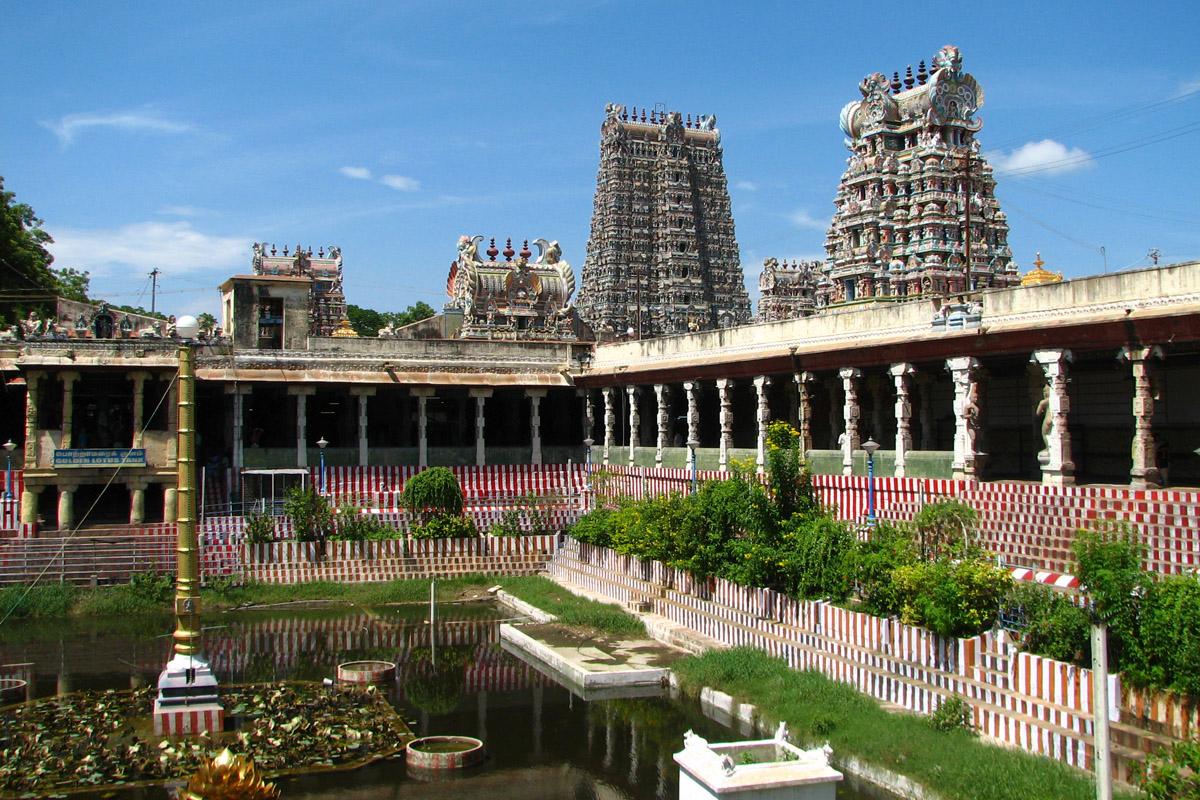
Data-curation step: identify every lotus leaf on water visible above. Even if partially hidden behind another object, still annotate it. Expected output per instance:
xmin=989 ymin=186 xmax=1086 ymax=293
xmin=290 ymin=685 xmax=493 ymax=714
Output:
xmin=0 ymin=684 xmax=411 ymax=796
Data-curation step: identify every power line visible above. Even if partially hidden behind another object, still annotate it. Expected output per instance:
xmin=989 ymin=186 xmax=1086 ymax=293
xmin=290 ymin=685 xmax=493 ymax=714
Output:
xmin=996 ymin=119 xmax=1200 ymax=177
xmin=1002 ymin=180 xmax=1200 ymax=226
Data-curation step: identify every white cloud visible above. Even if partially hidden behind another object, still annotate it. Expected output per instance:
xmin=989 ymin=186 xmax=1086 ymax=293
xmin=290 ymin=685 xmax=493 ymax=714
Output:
xmin=41 ymin=110 xmax=195 ymax=146
xmin=989 ymin=139 xmax=1094 ymax=176
xmin=788 ymin=209 xmax=827 ymax=230
xmin=735 ymin=180 xmax=759 ymax=192
xmin=158 ymin=205 xmax=216 ymax=218
xmin=48 ymin=221 xmax=249 ymax=275
xmin=338 ymin=165 xmax=373 ymax=180
xmin=379 ymin=174 xmax=420 ymax=192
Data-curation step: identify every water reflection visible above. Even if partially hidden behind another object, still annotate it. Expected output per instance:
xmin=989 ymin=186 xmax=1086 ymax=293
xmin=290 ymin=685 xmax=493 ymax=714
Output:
xmin=1 ymin=604 xmax=888 ymax=799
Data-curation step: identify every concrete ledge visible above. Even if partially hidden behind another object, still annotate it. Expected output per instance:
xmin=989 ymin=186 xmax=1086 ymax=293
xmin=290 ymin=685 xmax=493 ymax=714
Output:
xmin=499 ymin=624 xmax=670 ymax=689
xmin=490 ymin=588 xmax=557 ymax=623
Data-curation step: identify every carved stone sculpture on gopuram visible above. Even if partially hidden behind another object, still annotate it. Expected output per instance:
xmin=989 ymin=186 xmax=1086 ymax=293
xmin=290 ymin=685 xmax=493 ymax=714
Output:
xmin=252 ymin=242 xmax=347 ymax=336
xmin=756 ymin=258 xmax=823 ymax=322
xmin=445 ymin=235 xmax=579 ymax=340
xmin=816 ymin=45 xmax=1019 ymax=310
xmin=575 ymin=103 xmax=751 ymax=339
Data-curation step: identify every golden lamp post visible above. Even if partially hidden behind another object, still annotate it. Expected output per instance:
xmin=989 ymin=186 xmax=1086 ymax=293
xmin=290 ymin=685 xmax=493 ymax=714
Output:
xmin=153 ymin=315 xmax=224 ymax=736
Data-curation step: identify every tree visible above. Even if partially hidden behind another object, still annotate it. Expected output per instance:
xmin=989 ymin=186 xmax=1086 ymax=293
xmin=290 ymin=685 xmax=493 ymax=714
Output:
xmin=197 ymin=312 xmax=217 ymax=333
xmin=347 ymin=301 xmax=438 ymax=337
xmin=52 ymin=267 xmax=90 ymax=302
xmin=0 ymin=176 xmax=57 ymax=323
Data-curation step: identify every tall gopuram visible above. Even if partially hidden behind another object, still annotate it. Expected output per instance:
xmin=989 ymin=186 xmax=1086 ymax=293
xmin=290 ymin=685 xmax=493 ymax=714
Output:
xmin=818 ymin=45 xmax=1019 ymax=309
xmin=251 ymin=242 xmax=347 ymax=336
xmin=576 ymin=104 xmax=752 ymax=338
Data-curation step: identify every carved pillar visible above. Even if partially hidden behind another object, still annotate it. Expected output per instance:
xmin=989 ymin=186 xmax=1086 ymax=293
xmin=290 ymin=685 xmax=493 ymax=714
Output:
xmin=351 ymin=387 xmax=375 ymax=467
xmin=1032 ymin=349 xmax=1074 ymax=486
xmin=470 ymin=388 xmax=492 ymax=467
xmin=826 ymin=380 xmax=841 ymax=449
xmin=580 ymin=389 xmax=594 ymax=444
xmin=60 ymin=371 xmax=79 ymax=450
xmin=164 ymin=487 xmax=178 ymax=524
xmin=946 ymin=357 xmax=983 ymax=481
xmin=288 ymin=386 xmax=315 ymax=468
xmin=129 ymin=371 xmax=149 ymax=448
xmin=839 ymin=368 xmax=861 ymax=476
xmin=654 ymin=384 xmax=669 ymax=467
xmin=626 ymin=386 xmax=640 ymax=466
xmin=602 ymin=387 xmax=615 ymax=465
xmin=527 ymin=389 xmax=546 ymax=465
xmin=57 ymin=484 xmax=74 ymax=531
xmin=226 ymin=385 xmax=251 ymax=470
xmin=129 ymin=482 xmax=146 ymax=524
xmin=794 ymin=372 xmax=816 ymax=454
xmin=23 ymin=371 xmax=41 ymax=469
xmin=683 ymin=381 xmax=699 ymax=448
xmin=1120 ymin=346 xmax=1163 ymax=488
xmin=916 ymin=373 xmax=935 ymax=450
xmin=754 ymin=376 xmax=771 ymax=474
xmin=166 ymin=379 xmax=178 ymax=466
xmin=411 ymin=388 xmax=435 ymax=468
xmin=716 ymin=379 xmax=733 ymax=471
xmin=889 ymin=363 xmax=915 ymax=477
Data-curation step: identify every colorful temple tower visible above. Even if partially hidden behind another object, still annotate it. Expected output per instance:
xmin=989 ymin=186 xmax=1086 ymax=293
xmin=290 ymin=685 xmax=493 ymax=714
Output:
xmin=576 ymin=104 xmax=751 ymax=338
xmin=818 ymin=45 xmax=1018 ymax=309
xmin=251 ymin=243 xmax=347 ymax=337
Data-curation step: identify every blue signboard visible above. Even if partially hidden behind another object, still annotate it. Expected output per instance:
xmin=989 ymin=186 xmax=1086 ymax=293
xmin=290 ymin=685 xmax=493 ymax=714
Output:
xmin=53 ymin=448 xmax=147 ymax=468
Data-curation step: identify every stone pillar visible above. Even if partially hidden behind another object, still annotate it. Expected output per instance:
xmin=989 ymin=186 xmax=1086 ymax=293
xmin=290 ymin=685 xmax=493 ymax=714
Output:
xmin=916 ymin=373 xmax=935 ymax=450
xmin=839 ymin=368 xmax=862 ymax=475
xmin=351 ymin=387 xmax=375 ymax=467
xmin=129 ymin=371 xmax=149 ymax=447
xmin=654 ymin=384 xmax=669 ymax=467
xmin=23 ymin=370 xmax=41 ymax=468
xmin=527 ymin=389 xmax=546 ymax=465
xmin=1032 ymin=349 xmax=1074 ymax=486
xmin=626 ymin=386 xmax=640 ymax=465
xmin=754 ymin=376 xmax=771 ymax=474
xmin=826 ymin=380 xmax=841 ymax=449
xmin=1120 ymin=346 xmax=1163 ymax=488
xmin=889 ymin=363 xmax=915 ymax=477
xmin=470 ymin=388 xmax=492 ymax=466
xmin=164 ymin=487 xmax=178 ymax=524
xmin=411 ymin=388 xmax=435 ymax=468
xmin=579 ymin=389 xmax=594 ymax=444
xmin=683 ymin=381 xmax=699 ymax=447
xmin=716 ymin=378 xmax=733 ymax=471
xmin=794 ymin=372 xmax=816 ymax=453
xmin=288 ymin=386 xmax=316 ymax=468
xmin=946 ymin=357 xmax=983 ymax=481
xmin=225 ymin=385 xmax=251 ymax=470
xmin=59 ymin=371 xmax=79 ymax=450
xmin=166 ymin=379 xmax=178 ymax=466
xmin=129 ymin=482 xmax=146 ymax=524
xmin=57 ymin=484 xmax=74 ymax=531
xmin=602 ymin=387 xmax=615 ymax=465
xmin=20 ymin=486 xmax=37 ymax=525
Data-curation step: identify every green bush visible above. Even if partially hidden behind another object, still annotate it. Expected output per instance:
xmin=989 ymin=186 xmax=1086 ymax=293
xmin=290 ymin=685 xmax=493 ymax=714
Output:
xmin=610 ymin=493 xmax=694 ymax=564
xmin=332 ymin=507 xmax=400 ymax=541
xmin=765 ymin=421 xmax=818 ymax=521
xmin=411 ymin=514 xmax=478 ymax=540
xmin=1073 ymin=524 xmax=1148 ymax=670
xmin=913 ymin=500 xmax=978 ymax=560
xmin=244 ymin=510 xmax=276 ymax=544
xmin=1137 ymin=737 xmax=1200 ymax=800
xmin=846 ymin=523 xmax=918 ymax=617
xmin=283 ymin=485 xmax=334 ymax=544
xmin=929 ymin=696 xmax=974 ymax=734
xmin=567 ymin=507 xmax=613 ymax=547
xmin=894 ymin=557 xmax=1012 ymax=638
xmin=1001 ymin=582 xmax=1090 ymax=665
xmin=401 ymin=467 xmax=464 ymax=523
xmin=0 ymin=583 xmax=80 ymax=619
xmin=781 ymin=516 xmax=856 ymax=601
xmin=490 ymin=493 xmax=557 ymax=537
xmin=1131 ymin=575 xmax=1200 ymax=695
xmin=129 ymin=570 xmax=175 ymax=605
xmin=680 ymin=475 xmax=776 ymax=580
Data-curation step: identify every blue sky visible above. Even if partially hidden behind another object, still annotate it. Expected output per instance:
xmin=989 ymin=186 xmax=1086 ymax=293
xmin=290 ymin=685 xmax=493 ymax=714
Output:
xmin=2 ymin=1 xmax=1197 ymax=318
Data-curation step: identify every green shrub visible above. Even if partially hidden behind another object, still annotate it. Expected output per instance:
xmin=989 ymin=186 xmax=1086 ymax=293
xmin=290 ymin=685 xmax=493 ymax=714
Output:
xmin=411 ymin=514 xmax=478 ymax=540
xmin=1073 ymin=523 xmax=1148 ymax=670
xmin=401 ymin=467 xmax=464 ymax=523
xmin=1001 ymin=582 xmax=1090 ymax=665
xmin=846 ymin=522 xmax=918 ymax=617
xmin=1131 ymin=575 xmax=1200 ymax=695
xmin=765 ymin=421 xmax=818 ymax=521
xmin=610 ymin=493 xmax=693 ymax=563
xmin=490 ymin=493 xmax=557 ymax=537
xmin=568 ymin=507 xmax=614 ymax=547
xmin=0 ymin=582 xmax=80 ymax=619
xmin=781 ymin=515 xmax=856 ymax=600
xmin=283 ymin=485 xmax=334 ymax=544
xmin=894 ymin=557 xmax=1012 ymax=638
xmin=129 ymin=570 xmax=175 ymax=605
xmin=929 ymin=696 xmax=974 ymax=733
xmin=333 ymin=507 xmax=400 ymax=541
xmin=244 ymin=510 xmax=276 ymax=544
xmin=913 ymin=500 xmax=978 ymax=560
xmin=1137 ymin=737 xmax=1200 ymax=799
xmin=680 ymin=475 xmax=776 ymax=580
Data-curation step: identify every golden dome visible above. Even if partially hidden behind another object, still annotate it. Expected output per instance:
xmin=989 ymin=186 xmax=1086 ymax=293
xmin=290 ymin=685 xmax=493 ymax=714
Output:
xmin=1020 ymin=252 xmax=1063 ymax=287
xmin=331 ymin=318 xmax=359 ymax=338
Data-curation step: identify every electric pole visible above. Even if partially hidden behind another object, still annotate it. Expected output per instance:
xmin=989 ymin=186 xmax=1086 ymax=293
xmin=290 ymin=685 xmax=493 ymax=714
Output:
xmin=149 ymin=268 xmax=161 ymax=314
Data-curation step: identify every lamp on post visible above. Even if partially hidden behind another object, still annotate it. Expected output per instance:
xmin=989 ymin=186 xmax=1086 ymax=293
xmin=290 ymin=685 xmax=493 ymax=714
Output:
xmin=862 ymin=438 xmax=880 ymax=525
xmin=583 ymin=438 xmax=594 ymax=511
xmin=153 ymin=314 xmax=223 ymax=736
xmin=316 ymin=436 xmax=329 ymax=494
xmin=687 ymin=439 xmax=699 ymax=495
xmin=2 ymin=439 xmax=15 ymax=500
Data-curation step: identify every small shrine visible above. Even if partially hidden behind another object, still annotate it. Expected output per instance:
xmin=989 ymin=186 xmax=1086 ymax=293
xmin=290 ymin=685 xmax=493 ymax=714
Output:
xmin=1020 ymin=252 xmax=1064 ymax=287
xmin=446 ymin=235 xmax=579 ymax=340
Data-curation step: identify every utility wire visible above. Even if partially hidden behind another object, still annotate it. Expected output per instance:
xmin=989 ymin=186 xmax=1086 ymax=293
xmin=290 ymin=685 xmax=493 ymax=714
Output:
xmin=996 ymin=119 xmax=1200 ymax=177
xmin=0 ymin=372 xmax=180 ymax=629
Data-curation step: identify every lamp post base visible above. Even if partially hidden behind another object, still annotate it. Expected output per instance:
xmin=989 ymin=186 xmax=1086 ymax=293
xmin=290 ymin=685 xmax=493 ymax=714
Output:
xmin=153 ymin=653 xmax=223 ymax=736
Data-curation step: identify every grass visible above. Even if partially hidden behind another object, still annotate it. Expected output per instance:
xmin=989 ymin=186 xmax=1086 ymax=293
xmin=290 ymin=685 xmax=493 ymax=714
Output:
xmin=494 ymin=575 xmax=646 ymax=637
xmin=672 ymin=648 xmax=1138 ymax=800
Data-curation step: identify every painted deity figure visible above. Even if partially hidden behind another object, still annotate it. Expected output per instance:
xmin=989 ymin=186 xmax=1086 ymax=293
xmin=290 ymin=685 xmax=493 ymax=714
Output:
xmin=1035 ymin=383 xmax=1052 ymax=458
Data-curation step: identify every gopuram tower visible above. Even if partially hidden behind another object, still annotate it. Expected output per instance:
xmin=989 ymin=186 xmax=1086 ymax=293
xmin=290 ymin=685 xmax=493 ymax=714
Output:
xmin=576 ymin=104 xmax=751 ymax=338
xmin=819 ymin=45 xmax=1018 ymax=308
